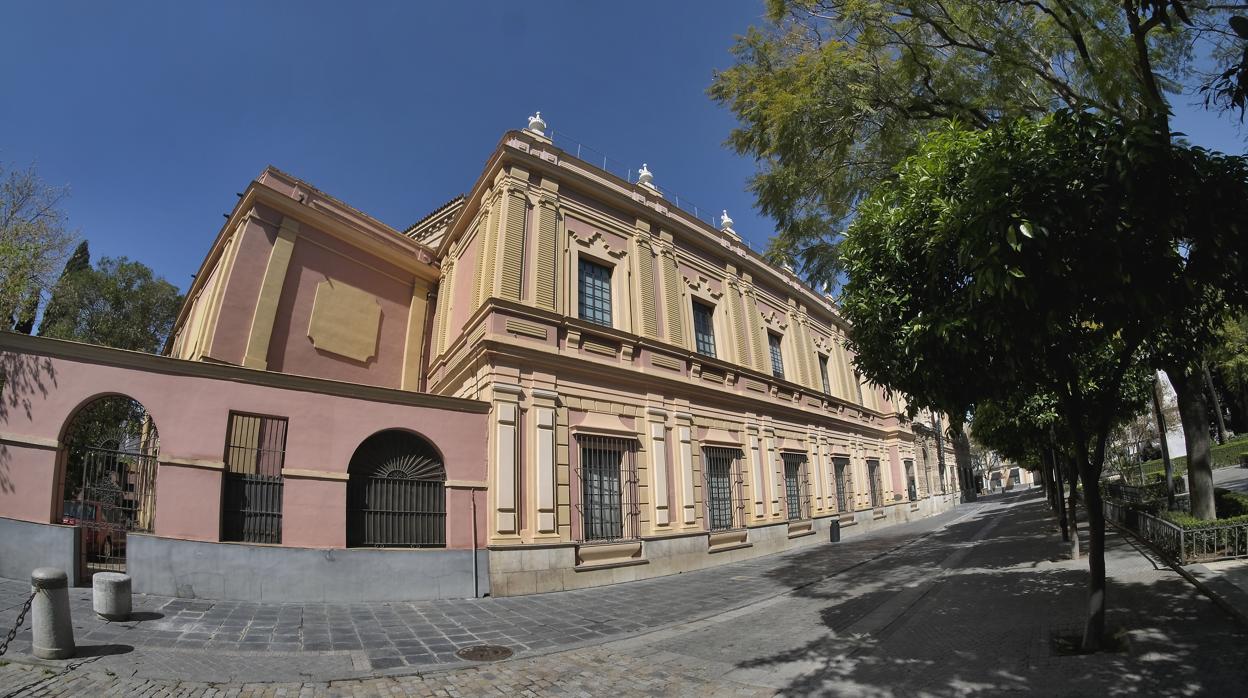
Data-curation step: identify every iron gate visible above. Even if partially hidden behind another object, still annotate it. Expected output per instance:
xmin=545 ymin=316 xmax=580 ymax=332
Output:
xmin=64 ymin=443 xmax=158 ymax=581
xmin=221 ymin=413 xmax=287 ymax=544
xmin=346 ymin=430 xmax=446 ymax=548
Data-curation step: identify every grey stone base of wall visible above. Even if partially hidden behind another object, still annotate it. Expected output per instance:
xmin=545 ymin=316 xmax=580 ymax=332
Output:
xmin=0 ymin=517 xmax=78 ymax=582
xmin=127 ymin=534 xmax=490 ymax=603
xmin=489 ymin=495 xmax=963 ymax=596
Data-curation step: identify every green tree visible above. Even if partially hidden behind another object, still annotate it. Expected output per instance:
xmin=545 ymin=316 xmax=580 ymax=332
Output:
xmin=0 ymin=162 xmax=74 ymax=330
xmin=839 ymin=111 xmax=1241 ymax=651
xmin=711 ymin=0 xmax=1248 ymax=522
xmin=38 ymin=256 xmax=182 ymax=353
xmin=35 ymin=240 xmax=91 ymax=336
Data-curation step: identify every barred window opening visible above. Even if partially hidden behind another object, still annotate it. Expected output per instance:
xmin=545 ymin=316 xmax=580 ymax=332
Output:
xmin=347 ymin=430 xmax=446 ymax=548
xmin=692 ymin=301 xmax=717 ymax=358
xmin=703 ymin=447 xmax=744 ymax=531
xmin=868 ymin=459 xmax=884 ymax=509
xmin=782 ymin=452 xmax=810 ymax=521
xmin=222 ymin=412 xmax=287 ymax=544
xmin=578 ymin=258 xmax=613 ymax=327
xmin=576 ymin=435 xmax=638 ymax=542
xmin=834 ymin=457 xmax=851 ymax=513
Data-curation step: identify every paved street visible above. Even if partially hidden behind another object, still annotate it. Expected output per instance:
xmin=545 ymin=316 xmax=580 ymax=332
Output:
xmin=3 ymin=492 xmax=1246 ymax=695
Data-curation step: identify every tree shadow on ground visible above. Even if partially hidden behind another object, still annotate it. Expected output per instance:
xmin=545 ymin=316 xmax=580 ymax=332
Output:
xmin=731 ymin=494 xmax=1248 ymax=696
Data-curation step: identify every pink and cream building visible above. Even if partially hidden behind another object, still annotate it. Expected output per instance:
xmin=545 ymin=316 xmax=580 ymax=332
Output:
xmin=0 ymin=117 xmax=961 ymax=602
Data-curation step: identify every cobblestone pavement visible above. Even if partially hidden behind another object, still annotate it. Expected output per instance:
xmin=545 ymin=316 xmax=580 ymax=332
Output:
xmin=5 ymin=492 xmax=1246 ymax=696
xmin=0 ymin=504 xmax=974 ymax=684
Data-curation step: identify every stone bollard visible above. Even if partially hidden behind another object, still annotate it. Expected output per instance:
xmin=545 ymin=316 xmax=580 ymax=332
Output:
xmin=30 ymin=568 xmax=75 ymax=660
xmin=92 ymin=572 xmax=132 ymax=621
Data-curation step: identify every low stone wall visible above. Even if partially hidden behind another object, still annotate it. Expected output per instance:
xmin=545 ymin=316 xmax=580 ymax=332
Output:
xmin=0 ymin=517 xmax=77 ymax=582
xmin=488 ymin=496 xmax=963 ymax=596
xmin=127 ymin=534 xmax=489 ymax=602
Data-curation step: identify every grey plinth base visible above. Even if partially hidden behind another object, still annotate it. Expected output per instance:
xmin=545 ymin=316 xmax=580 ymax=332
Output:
xmin=93 ymin=572 xmax=132 ymax=621
xmin=30 ymin=567 xmax=75 ymax=660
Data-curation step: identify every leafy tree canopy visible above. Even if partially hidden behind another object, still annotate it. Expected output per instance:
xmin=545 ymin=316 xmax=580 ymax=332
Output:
xmin=38 ymin=256 xmax=182 ymax=354
xmin=710 ymin=0 xmax=1243 ymax=287
xmin=0 ymin=162 xmax=74 ymax=329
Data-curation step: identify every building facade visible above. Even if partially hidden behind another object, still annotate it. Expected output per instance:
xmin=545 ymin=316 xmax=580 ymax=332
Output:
xmin=0 ymin=118 xmax=961 ymax=602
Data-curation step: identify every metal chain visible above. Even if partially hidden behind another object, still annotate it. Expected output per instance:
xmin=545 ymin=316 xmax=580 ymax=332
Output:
xmin=0 ymin=590 xmax=37 ymax=656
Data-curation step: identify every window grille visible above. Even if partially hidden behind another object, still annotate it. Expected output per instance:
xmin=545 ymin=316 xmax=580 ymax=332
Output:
xmin=692 ymin=301 xmax=717 ymax=358
xmin=904 ymin=459 xmax=917 ymax=501
xmin=868 ymin=459 xmax=884 ymax=509
xmin=221 ymin=412 xmax=287 ymax=544
xmin=782 ymin=452 xmax=810 ymax=520
xmin=703 ymin=447 xmax=744 ymax=531
xmin=575 ymin=434 xmax=638 ymax=542
xmin=347 ymin=430 xmax=446 ymax=548
xmin=854 ymin=371 xmax=865 ymax=405
xmin=819 ymin=354 xmax=831 ymax=395
xmin=768 ymin=333 xmax=785 ymax=380
xmin=578 ymin=258 xmax=613 ymax=327
xmin=834 ymin=457 xmax=852 ymax=513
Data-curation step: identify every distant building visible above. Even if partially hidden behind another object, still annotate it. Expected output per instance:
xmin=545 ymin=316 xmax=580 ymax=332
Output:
xmin=0 ymin=117 xmax=961 ymax=602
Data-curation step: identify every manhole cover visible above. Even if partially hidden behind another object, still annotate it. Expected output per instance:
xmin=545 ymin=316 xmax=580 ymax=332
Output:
xmin=455 ymin=644 xmax=514 ymax=662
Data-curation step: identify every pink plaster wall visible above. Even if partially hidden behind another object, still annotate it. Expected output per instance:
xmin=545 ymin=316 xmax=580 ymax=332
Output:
xmin=265 ymin=223 xmax=414 ymax=388
xmin=0 ymin=347 xmax=487 ymax=549
xmin=155 ymin=467 xmax=221 ymax=541
xmin=206 ymin=210 xmax=278 ymax=364
xmin=448 ymin=231 xmax=480 ymax=343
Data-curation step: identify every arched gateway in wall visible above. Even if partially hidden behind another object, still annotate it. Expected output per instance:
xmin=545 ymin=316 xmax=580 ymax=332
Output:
xmin=346 ymin=429 xmax=447 ymax=548
xmin=57 ymin=395 xmax=159 ymax=582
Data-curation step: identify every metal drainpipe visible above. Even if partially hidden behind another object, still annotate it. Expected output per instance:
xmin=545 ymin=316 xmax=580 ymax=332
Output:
xmin=471 ymin=489 xmax=479 ymax=599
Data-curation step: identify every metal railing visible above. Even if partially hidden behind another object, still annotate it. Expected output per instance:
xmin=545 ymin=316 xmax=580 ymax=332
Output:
xmin=1105 ymin=491 xmax=1247 ymax=564
xmin=546 ymin=128 xmax=747 ymax=240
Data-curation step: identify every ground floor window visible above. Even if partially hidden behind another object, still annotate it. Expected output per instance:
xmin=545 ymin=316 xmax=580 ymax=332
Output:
xmin=221 ymin=412 xmax=287 ymax=544
xmin=577 ymin=434 xmax=638 ymax=542
xmin=703 ymin=446 xmax=744 ymax=531
xmin=834 ymin=457 xmax=851 ymax=513
xmin=782 ymin=453 xmax=810 ymax=521
xmin=346 ymin=430 xmax=446 ymax=548
xmin=905 ymin=459 xmax=917 ymax=502
xmin=868 ymin=459 xmax=884 ymax=508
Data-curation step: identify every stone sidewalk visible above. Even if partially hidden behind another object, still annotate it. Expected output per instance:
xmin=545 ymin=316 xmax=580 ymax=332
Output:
xmin=3 ymin=490 xmax=1246 ymax=696
xmin=0 ymin=503 xmax=978 ymax=684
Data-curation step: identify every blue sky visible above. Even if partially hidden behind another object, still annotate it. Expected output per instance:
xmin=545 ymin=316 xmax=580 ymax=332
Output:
xmin=2 ymin=1 xmax=1244 ymax=293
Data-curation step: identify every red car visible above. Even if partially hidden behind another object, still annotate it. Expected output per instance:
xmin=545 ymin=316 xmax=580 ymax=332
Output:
xmin=62 ymin=501 xmax=127 ymax=561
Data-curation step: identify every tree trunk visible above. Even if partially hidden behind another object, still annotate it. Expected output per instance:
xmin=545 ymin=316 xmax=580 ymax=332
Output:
xmin=1064 ymin=456 xmax=1080 ymax=559
xmin=1151 ymin=376 xmax=1175 ymax=510
xmin=1202 ymin=361 xmax=1228 ymax=445
xmin=1075 ymin=449 xmax=1107 ymax=653
xmin=1169 ymin=368 xmax=1217 ymax=520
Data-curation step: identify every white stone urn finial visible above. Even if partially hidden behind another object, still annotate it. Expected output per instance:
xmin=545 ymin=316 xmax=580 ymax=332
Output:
xmin=637 ymin=163 xmax=654 ymax=187
xmin=720 ymin=209 xmax=734 ymax=231
xmin=527 ymin=111 xmax=547 ymax=136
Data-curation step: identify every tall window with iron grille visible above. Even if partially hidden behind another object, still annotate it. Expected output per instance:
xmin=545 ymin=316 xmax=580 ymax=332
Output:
xmin=867 ymin=458 xmax=884 ymax=509
xmin=221 ymin=412 xmax=287 ymax=544
xmin=576 ymin=434 xmax=639 ymax=541
xmin=834 ymin=456 xmax=852 ymax=513
xmin=703 ymin=446 xmax=745 ymax=531
xmin=782 ymin=452 xmax=810 ymax=520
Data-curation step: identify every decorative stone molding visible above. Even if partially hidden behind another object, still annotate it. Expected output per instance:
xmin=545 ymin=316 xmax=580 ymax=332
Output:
xmin=569 ymin=227 xmax=628 ymax=259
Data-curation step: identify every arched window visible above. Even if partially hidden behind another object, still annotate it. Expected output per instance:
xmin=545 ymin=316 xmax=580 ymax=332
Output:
xmin=59 ymin=395 xmax=159 ymax=579
xmin=346 ymin=430 xmax=446 ymax=548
